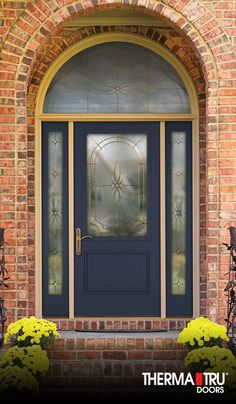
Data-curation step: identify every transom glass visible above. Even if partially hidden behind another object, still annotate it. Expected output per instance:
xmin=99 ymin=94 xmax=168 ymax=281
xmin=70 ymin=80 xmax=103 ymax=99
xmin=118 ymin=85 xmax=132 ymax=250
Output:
xmin=44 ymin=42 xmax=190 ymax=114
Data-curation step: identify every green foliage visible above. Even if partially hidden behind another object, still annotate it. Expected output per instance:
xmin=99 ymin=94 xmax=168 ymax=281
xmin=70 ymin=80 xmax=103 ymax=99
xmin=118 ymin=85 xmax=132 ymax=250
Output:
xmin=1 ymin=316 xmax=59 ymax=396
xmin=0 ymin=345 xmax=49 ymax=375
xmin=185 ymin=346 xmax=236 ymax=389
xmin=0 ymin=365 xmax=39 ymax=395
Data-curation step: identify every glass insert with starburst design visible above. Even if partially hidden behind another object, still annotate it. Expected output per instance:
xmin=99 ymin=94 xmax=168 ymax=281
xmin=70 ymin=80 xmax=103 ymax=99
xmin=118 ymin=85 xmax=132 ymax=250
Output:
xmin=44 ymin=42 xmax=190 ymax=114
xmin=171 ymin=132 xmax=186 ymax=295
xmin=47 ymin=132 xmax=63 ymax=295
xmin=87 ymin=134 xmax=147 ymax=237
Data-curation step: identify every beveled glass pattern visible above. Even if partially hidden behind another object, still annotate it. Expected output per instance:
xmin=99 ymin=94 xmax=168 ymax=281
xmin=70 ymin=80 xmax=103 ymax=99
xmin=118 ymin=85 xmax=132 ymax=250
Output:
xmin=87 ymin=134 xmax=147 ymax=236
xmin=48 ymin=132 xmax=63 ymax=295
xmin=44 ymin=43 xmax=190 ymax=114
xmin=171 ymin=132 xmax=186 ymax=295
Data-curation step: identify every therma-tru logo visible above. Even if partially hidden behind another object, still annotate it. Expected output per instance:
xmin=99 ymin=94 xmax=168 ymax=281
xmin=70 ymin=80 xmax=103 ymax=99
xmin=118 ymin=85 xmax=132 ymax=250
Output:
xmin=142 ymin=372 xmax=228 ymax=394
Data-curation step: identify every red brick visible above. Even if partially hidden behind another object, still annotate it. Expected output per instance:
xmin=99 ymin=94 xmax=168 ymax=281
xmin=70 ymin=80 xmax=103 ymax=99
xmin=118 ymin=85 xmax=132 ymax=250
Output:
xmin=164 ymin=338 xmax=174 ymax=350
xmin=76 ymin=339 xmax=85 ymax=350
xmin=135 ymin=338 xmax=145 ymax=350
xmin=51 ymin=351 xmax=76 ymax=360
xmin=33 ymin=0 xmax=52 ymax=17
xmin=96 ymin=338 xmax=106 ymax=350
xmin=17 ymin=18 xmax=35 ymax=35
xmin=77 ymin=351 xmax=101 ymax=360
xmin=124 ymin=364 xmax=133 ymax=376
xmin=113 ymin=364 xmax=123 ymax=376
xmin=153 ymin=351 xmax=177 ymax=360
xmin=0 ymin=0 xmax=234 ymax=329
xmin=106 ymin=338 xmax=116 ymax=350
xmin=65 ymin=339 xmax=75 ymax=350
xmin=128 ymin=351 xmax=152 ymax=360
xmin=214 ymin=2 xmax=233 ymax=10
xmin=27 ymin=3 xmax=49 ymax=22
xmin=103 ymin=351 xmax=127 ymax=360
xmin=145 ymin=338 xmax=154 ymax=349
xmin=86 ymin=338 xmax=96 ymax=350
xmin=117 ymin=338 xmax=126 ymax=350
xmin=127 ymin=338 xmax=136 ymax=350
xmin=199 ymin=19 xmax=219 ymax=34
xmin=224 ymin=11 xmax=236 ymax=18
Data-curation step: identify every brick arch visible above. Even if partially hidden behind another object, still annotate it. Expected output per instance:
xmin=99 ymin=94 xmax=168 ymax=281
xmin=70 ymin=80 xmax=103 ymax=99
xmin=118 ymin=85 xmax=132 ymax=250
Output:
xmin=27 ymin=26 xmax=208 ymax=323
xmin=28 ymin=25 xmax=205 ymax=111
xmin=2 ymin=0 xmax=227 ymax=85
xmin=1 ymin=0 xmax=235 ymax=323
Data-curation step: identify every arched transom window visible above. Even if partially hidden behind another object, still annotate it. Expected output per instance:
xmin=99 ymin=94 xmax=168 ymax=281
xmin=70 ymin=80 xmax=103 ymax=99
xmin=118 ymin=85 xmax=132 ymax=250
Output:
xmin=44 ymin=42 xmax=191 ymax=114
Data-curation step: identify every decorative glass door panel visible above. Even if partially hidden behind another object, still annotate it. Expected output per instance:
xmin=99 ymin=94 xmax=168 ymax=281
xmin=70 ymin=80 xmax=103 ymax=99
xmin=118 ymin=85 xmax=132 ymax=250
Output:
xmin=47 ymin=131 xmax=64 ymax=296
xmin=87 ymin=134 xmax=147 ymax=237
xmin=42 ymin=122 xmax=69 ymax=317
xmin=166 ymin=121 xmax=192 ymax=317
xmin=44 ymin=43 xmax=190 ymax=114
xmin=74 ymin=122 xmax=160 ymax=316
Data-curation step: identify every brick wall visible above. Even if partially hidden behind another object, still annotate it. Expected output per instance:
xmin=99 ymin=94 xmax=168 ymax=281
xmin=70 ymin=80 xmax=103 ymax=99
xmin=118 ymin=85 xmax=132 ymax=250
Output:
xmin=45 ymin=335 xmax=187 ymax=388
xmin=0 ymin=334 xmax=187 ymax=389
xmin=0 ymin=0 xmax=235 ymax=325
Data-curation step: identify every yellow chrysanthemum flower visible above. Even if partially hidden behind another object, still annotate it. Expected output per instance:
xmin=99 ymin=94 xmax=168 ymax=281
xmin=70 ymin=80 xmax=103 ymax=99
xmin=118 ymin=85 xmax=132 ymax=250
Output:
xmin=4 ymin=317 xmax=60 ymax=349
xmin=178 ymin=317 xmax=229 ymax=349
xmin=184 ymin=346 xmax=236 ymax=389
xmin=0 ymin=345 xmax=49 ymax=375
xmin=0 ymin=365 xmax=39 ymax=393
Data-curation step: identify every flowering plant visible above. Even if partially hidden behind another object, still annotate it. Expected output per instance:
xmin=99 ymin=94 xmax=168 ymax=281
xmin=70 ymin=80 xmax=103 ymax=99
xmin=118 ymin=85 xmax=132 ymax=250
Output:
xmin=0 ymin=345 xmax=49 ymax=375
xmin=0 ymin=365 xmax=39 ymax=394
xmin=185 ymin=346 xmax=236 ymax=388
xmin=185 ymin=346 xmax=235 ymax=371
xmin=4 ymin=316 xmax=60 ymax=349
xmin=178 ymin=317 xmax=229 ymax=348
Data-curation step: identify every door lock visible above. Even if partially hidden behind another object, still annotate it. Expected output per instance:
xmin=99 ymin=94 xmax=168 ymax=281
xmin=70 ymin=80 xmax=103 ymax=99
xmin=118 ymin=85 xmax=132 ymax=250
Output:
xmin=76 ymin=228 xmax=93 ymax=256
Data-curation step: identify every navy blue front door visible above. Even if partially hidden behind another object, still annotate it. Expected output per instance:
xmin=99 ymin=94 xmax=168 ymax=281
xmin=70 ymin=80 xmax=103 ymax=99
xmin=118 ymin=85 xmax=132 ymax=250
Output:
xmin=74 ymin=122 xmax=160 ymax=316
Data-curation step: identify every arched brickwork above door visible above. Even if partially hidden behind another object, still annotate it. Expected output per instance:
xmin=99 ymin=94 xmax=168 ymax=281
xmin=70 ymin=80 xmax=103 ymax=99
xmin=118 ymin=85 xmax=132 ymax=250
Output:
xmin=28 ymin=25 xmax=205 ymax=113
xmin=1 ymin=1 xmax=225 ymax=85
xmin=0 ymin=1 xmax=235 ymax=324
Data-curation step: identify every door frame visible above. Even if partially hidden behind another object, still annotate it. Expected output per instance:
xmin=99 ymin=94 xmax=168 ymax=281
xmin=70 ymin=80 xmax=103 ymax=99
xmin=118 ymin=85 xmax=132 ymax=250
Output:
xmin=74 ymin=122 xmax=161 ymax=317
xmin=35 ymin=33 xmax=200 ymax=319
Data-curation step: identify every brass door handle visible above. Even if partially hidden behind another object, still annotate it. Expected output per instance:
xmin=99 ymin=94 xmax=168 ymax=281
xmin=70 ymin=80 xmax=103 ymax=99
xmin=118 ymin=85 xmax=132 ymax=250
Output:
xmin=76 ymin=228 xmax=93 ymax=256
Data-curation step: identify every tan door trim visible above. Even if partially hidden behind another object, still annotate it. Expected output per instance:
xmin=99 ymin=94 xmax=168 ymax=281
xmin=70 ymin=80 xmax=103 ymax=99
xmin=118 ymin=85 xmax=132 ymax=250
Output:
xmin=68 ymin=122 xmax=75 ymax=318
xmin=35 ymin=32 xmax=199 ymax=319
xmin=160 ymin=121 xmax=166 ymax=318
